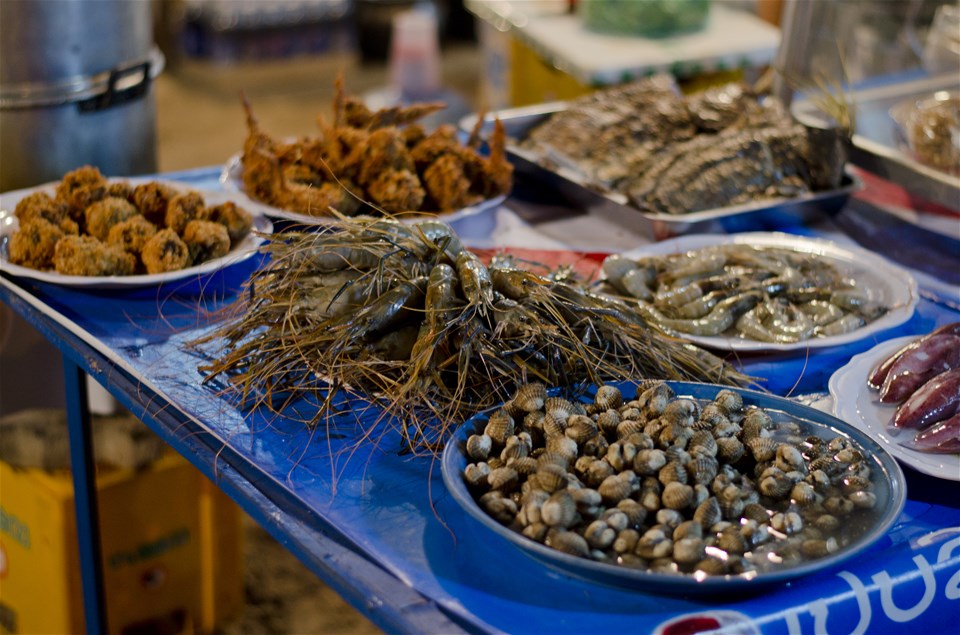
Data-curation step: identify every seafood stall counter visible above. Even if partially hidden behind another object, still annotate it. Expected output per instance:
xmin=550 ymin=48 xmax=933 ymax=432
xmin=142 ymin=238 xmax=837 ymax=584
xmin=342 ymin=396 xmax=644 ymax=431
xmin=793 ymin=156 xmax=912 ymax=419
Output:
xmin=1 ymin=166 xmax=958 ymax=635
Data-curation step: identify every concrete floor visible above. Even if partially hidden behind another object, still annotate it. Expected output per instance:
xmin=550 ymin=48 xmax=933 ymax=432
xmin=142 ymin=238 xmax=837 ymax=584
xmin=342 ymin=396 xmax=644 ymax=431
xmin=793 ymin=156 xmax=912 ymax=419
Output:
xmin=153 ymin=43 xmax=484 ymax=634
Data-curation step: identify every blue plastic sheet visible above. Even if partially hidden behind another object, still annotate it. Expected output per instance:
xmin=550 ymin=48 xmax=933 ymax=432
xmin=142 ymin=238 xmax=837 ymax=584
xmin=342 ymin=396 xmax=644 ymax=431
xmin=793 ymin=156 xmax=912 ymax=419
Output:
xmin=3 ymin=167 xmax=958 ymax=634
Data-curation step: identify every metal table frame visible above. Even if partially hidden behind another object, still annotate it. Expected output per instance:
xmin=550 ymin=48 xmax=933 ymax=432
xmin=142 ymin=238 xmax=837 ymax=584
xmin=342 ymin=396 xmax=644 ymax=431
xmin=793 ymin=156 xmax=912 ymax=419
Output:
xmin=0 ymin=279 xmax=469 ymax=635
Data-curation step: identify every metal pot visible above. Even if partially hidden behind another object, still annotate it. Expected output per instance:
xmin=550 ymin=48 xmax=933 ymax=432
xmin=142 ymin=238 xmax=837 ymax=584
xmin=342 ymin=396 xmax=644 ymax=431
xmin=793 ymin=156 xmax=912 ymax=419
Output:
xmin=0 ymin=0 xmax=163 ymax=192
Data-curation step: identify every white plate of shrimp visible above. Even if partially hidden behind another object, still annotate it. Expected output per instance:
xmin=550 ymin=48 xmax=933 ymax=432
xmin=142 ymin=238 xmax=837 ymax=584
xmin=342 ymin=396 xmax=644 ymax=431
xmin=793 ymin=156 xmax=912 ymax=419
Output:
xmin=611 ymin=232 xmax=918 ymax=352
xmin=0 ymin=174 xmax=271 ymax=290
xmin=830 ymin=335 xmax=960 ymax=480
xmin=219 ymin=152 xmax=507 ymax=228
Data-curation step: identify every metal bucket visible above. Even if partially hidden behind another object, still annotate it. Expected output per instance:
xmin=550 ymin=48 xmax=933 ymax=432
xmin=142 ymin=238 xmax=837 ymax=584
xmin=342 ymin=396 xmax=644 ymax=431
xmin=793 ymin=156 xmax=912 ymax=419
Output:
xmin=0 ymin=0 xmax=164 ymax=192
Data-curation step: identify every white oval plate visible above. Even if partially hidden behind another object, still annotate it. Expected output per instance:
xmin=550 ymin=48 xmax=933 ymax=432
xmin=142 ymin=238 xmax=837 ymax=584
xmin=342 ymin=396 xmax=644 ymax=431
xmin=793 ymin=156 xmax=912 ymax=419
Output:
xmin=219 ymin=151 xmax=507 ymax=226
xmin=618 ymin=232 xmax=919 ymax=352
xmin=830 ymin=335 xmax=960 ymax=481
xmin=0 ymin=178 xmax=272 ymax=290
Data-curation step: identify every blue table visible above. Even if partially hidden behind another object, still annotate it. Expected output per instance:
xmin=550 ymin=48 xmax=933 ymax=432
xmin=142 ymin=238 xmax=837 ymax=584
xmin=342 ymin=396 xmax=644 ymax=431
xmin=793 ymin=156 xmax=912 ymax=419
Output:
xmin=2 ymin=167 xmax=959 ymax=634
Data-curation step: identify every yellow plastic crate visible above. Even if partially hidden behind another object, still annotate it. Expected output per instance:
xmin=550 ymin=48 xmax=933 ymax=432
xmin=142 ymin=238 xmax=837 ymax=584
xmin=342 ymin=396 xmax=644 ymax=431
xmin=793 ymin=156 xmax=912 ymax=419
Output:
xmin=0 ymin=453 xmax=243 ymax=635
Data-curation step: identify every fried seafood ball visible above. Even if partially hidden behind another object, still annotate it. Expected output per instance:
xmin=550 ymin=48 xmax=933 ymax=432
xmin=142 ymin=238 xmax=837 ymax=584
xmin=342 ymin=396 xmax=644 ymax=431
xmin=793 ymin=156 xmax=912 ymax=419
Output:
xmin=107 ymin=215 xmax=158 ymax=255
xmin=132 ymin=181 xmax=178 ymax=226
xmin=182 ymin=220 xmax=230 ymax=264
xmin=8 ymin=217 xmax=65 ymax=269
xmin=165 ymin=191 xmax=207 ymax=235
xmin=55 ymin=165 xmax=108 ymax=223
xmin=13 ymin=191 xmax=78 ymax=234
xmin=107 ymin=181 xmax=134 ymax=202
xmin=366 ymin=169 xmax=425 ymax=212
xmin=205 ymin=201 xmax=253 ymax=244
xmin=53 ymin=235 xmax=136 ymax=276
xmin=141 ymin=228 xmax=190 ymax=274
xmin=84 ymin=196 xmax=139 ymax=241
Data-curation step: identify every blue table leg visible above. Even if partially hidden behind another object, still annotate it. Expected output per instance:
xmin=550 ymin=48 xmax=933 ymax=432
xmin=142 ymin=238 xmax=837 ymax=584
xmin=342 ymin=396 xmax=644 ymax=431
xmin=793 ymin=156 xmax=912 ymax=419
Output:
xmin=63 ymin=358 xmax=107 ymax=635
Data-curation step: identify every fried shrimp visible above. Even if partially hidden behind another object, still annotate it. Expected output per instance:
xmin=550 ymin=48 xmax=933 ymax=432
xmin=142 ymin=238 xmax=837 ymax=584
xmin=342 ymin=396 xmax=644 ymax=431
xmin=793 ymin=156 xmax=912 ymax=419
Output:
xmin=9 ymin=217 xmax=65 ymax=269
xmin=84 ymin=196 xmax=139 ymax=241
xmin=182 ymin=220 xmax=230 ymax=264
xmin=53 ymin=235 xmax=136 ymax=276
xmin=141 ymin=228 xmax=191 ymax=273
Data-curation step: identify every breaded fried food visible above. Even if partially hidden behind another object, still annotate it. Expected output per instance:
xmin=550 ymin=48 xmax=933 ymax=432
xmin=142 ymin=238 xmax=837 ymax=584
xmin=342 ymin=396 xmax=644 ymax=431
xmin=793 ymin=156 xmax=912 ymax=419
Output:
xmin=107 ymin=181 xmax=134 ymax=202
xmin=53 ymin=235 xmax=136 ymax=276
xmin=107 ymin=215 xmax=157 ymax=255
xmin=141 ymin=228 xmax=190 ymax=274
xmin=366 ymin=169 xmax=425 ymax=212
xmin=133 ymin=181 xmax=178 ymax=226
xmin=55 ymin=165 xmax=108 ymax=225
xmin=423 ymin=154 xmax=480 ymax=211
xmin=182 ymin=220 xmax=230 ymax=265
xmin=13 ymin=191 xmax=78 ymax=234
xmin=8 ymin=217 xmax=65 ymax=269
xmin=206 ymin=201 xmax=253 ymax=244
xmin=165 ymin=191 xmax=207 ymax=234
xmin=84 ymin=196 xmax=138 ymax=241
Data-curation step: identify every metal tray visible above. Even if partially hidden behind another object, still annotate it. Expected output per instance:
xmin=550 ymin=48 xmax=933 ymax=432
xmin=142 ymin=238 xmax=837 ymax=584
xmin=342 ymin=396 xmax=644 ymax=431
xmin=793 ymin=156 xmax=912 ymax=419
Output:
xmin=793 ymin=73 xmax=960 ymax=211
xmin=462 ymin=105 xmax=862 ymax=240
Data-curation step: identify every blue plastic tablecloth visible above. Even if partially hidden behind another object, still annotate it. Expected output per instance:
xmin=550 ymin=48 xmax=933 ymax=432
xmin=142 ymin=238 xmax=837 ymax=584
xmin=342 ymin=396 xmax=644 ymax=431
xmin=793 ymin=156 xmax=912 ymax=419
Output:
xmin=2 ymin=167 xmax=959 ymax=634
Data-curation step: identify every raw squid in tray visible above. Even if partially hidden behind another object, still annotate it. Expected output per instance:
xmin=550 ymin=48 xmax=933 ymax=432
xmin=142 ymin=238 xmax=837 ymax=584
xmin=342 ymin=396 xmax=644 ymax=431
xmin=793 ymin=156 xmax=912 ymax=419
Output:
xmin=867 ymin=322 xmax=960 ymax=453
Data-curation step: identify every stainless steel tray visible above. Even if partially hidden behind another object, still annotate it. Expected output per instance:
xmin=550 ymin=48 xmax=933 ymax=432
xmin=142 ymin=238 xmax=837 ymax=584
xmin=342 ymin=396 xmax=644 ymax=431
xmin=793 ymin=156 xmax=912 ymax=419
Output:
xmin=793 ymin=73 xmax=960 ymax=211
xmin=463 ymin=104 xmax=862 ymax=240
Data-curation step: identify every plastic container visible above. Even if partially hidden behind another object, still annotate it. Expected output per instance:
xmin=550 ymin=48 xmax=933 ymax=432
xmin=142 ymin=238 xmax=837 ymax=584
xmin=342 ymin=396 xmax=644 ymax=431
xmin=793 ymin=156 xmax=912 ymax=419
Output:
xmin=890 ymin=90 xmax=960 ymax=175
xmin=579 ymin=0 xmax=711 ymax=38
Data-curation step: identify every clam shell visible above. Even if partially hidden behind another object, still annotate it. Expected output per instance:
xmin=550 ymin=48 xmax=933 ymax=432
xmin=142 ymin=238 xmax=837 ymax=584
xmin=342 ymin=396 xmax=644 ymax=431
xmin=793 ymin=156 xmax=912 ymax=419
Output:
xmin=656 ymin=508 xmax=685 ymax=529
xmin=633 ymin=448 xmax=667 ymax=475
xmin=546 ymin=435 xmax=578 ymax=461
xmin=716 ymin=527 xmax=747 ymax=555
xmin=693 ymin=496 xmax=722 ymax=528
xmin=484 ymin=409 xmax=515 ymax=445
xmin=613 ymin=528 xmax=641 ymax=554
xmin=747 ymin=436 xmax=777 ymax=462
xmin=522 ymin=522 xmax=549 ymax=542
xmin=601 ymin=509 xmax=629 ymax=532
xmin=616 ymin=499 xmax=648 ymax=528
xmin=662 ymin=398 xmax=699 ymax=427
xmin=674 ymin=537 xmax=706 ymax=564
xmin=542 ymin=412 xmax=567 ymax=438
xmin=466 ymin=433 xmax=492 ymax=461
xmin=594 ymin=384 xmax=624 ymax=411
xmin=537 ymin=450 xmax=571 ymax=470
xmin=571 ymin=487 xmax=602 ymax=510
xmin=687 ymin=455 xmax=719 ymax=485
xmin=488 ymin=466 xmax=519 ymax=491
xmin=606 ymin=441 xmax=637 ymax=472
xmin=759 ymin=473 xmax=792 ymax=499
xmin=523 ymin=410 xmax=545 ymax=432
xmin=824 ymin=495 xmax=855 ymax=516
xmin=463 ymin=462 xmax=491 ymax=489
xmin=713 ymin=389 xmax=743 ymax=415
xmin=509 ymin=456 xmax=538 ymax=476
xmin=658 ymin=460 xmax=688 ymax=486
xmin=775 ymin=444 xmax=806 ymax=473
xmin=849 ymin=490 xmax=877 ymax=509
xmin=545 ymin=396 xmax=576 ymax=422
xmin=596 ymin=409 xmax=621 ymax=435
xmin=586 ymin=458 xmax=616 ymax=486
xmin=673 ymin=520 xmax=704 ymax=541
xmin=541 ymin=490 xmax=578 ymax=528
xmin=790 ymin=481 xmax=817 ymax=506
xmin=639 ymin=381 xmax=674 ymax=415
xmin=741 ymin=502 xmax=771 ymax=524
xmin=662 ymin=482 xmax=695 ymax=510
xmin=565 ymin=414 xmax=599 ymax=444
xmin=771 ymin=511 xmax=803 ymax=534
xmin=581 ymin=433 xmax=610 ymax=458
xmin=546 ymin=529 xmax=589 ymax=557
xmin=688 ymin=430 xmax=718 ymax=457
xmin=584 ymin=520 xmax=616 ymax=550
xmin=501 ymin=436 xmax=529 ymax=462
xmin=513 ymin=382 xmax=546 ymax=412
xmin=636 ymin=528 xmax=673 ymax=560
xmin=536 ymin=463 xmax=570 ymax=493
xmin=697 ymin=403 xmax=729 ymax=428
xmin=598 ymin=473 xmax=634 ymax=504
xmin=715 ymin=436 xmax=745 ymax=463
xmin=617 ymin=419 xmax=644 ymax=440
xmin=695 ymin=556 xmax=728 ymax=576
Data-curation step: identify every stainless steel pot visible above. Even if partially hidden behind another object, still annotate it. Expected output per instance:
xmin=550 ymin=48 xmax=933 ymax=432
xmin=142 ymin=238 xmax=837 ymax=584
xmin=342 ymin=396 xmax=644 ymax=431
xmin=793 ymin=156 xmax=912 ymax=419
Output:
xmin=0 ymin=0 xmax=163 ymax=192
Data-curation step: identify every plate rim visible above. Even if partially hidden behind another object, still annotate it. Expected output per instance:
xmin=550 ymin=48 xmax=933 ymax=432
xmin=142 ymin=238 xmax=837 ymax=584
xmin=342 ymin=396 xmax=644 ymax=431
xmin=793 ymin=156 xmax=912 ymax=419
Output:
xmin=829 ymin=334 xmax=960 ymax=481
xmin=441 ymin=380 xmax=907 ymax=593
xmin=615 ymin=231 xmax=919 ymax=352
xmin=0 ymin=179 xmax=272 ymax=289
